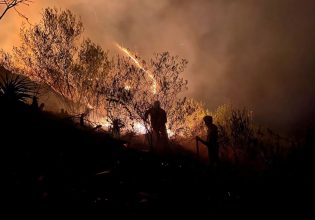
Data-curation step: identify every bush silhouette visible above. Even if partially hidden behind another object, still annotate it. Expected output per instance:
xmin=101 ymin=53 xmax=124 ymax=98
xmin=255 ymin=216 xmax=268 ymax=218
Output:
xmin=0 ymin=71 xmax=35 ymax=104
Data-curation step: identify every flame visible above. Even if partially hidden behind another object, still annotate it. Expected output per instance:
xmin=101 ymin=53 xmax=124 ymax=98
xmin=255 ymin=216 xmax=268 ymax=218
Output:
xmin=124 ymin=84 xmax=131 ymax=91
xmin=97 ymin=116 xmax=174 ymax=137
xmin=167 ymin=128 xmax=174 ymax=137
xmin=134 ymin=122 xmax=147 ymax=134
xmin=99 ymin=118 xmax=111 ymax=128
xmin=134 ymin=123 xmax=173 ymax=136
xmin=115 ymin=43 xmax=157 ymax=94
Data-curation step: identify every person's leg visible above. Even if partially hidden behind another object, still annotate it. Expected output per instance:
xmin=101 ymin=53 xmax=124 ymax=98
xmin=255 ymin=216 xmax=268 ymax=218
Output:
xmin=152 ymin=128 xmax=159 ymax=150
xmin=161 ymin=126 xmax=170 ymax=153
xmin=208 ymin=150 xmax=214 ymax=166
xmin=208 ymin=148 xmax=219 ymax=167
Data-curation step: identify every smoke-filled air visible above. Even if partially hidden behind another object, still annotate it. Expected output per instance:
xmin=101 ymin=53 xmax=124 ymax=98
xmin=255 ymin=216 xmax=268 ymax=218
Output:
xmin=1 ymin=0 xmax=314 ymax=217
xmin=1 ymin=0 xmax=315 ymax=133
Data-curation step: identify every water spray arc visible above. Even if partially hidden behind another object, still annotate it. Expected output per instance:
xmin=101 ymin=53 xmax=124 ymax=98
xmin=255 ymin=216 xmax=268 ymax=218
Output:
xmin=115 ymin=43 xmax=157 ymax=94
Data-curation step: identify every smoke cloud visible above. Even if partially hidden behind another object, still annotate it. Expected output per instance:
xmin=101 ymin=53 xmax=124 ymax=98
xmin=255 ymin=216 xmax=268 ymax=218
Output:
xmin=1 ymin=0 xmax=315 ymax=132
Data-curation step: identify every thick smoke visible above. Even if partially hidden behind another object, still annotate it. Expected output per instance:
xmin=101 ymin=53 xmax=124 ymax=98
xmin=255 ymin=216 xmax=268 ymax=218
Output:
xmin=1 ymin=0 xmax=315 ymax=132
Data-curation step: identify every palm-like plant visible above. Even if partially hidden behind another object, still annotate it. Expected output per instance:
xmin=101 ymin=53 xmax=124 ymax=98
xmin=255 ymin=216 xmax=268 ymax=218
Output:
xmin=0 ymin=73 xmax=35 ymax=103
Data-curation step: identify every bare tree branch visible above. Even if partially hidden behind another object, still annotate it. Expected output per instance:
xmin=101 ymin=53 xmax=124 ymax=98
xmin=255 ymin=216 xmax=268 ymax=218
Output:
xmin=0 ymin=0 xmax=31 ymax=21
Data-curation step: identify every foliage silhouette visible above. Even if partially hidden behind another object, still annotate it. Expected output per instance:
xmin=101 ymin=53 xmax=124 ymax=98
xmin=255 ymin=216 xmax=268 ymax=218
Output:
xmin=0 ymin=68 xmax=35 ymax=103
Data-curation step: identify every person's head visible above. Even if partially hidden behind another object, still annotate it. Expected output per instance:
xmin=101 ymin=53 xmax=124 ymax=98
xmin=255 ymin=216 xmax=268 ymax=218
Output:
xmin=153 ymin=100 xmax=160 ymax=108
xmin=203 ymin=115 xmax=213 ymax=126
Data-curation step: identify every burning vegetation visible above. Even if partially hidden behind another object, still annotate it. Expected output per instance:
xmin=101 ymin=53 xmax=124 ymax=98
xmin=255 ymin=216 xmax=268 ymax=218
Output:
xmin=0 ymin=7 xmax=205 ymax=139
xmin=1 ymin=5 xmax=314 ymax=217
xmin=0 ymin=7 xmax=300 ymax=165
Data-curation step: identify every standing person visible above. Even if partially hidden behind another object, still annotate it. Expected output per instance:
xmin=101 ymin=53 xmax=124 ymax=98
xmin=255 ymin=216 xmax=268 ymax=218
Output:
xmin=196 ymin=116 xmax=219 ymax=167
xmin=145 ymin=101 xmax=168 ymax=150
xmin=112 ymin=118 xmax=124 ymax=139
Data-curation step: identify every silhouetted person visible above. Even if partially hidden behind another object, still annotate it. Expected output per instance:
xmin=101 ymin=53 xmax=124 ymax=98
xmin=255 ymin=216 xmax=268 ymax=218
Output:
xmin=145 ymin=101 xmax=168 ymax=150
xmin=196 ymin=116 xmax=219 ymax=167
xmin=112 ymin=118 xmax=124 ymax=139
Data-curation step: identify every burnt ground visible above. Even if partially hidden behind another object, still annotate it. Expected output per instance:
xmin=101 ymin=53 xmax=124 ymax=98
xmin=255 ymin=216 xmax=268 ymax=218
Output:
xmin=1 ymin=102 xmax=314 ymax=218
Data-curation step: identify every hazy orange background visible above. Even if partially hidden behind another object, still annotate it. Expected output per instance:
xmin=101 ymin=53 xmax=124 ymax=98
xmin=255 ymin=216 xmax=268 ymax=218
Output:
xmin=1 ymin=0 xmax=315 ymax=132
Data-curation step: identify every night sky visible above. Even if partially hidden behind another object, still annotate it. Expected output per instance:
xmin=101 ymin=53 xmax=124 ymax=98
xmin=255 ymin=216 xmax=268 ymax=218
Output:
xmin=1 ymin=0 xmax=315 ymax=132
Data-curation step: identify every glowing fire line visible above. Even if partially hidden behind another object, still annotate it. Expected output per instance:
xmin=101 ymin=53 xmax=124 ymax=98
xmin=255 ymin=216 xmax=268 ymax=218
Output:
xmin=115 ymin=43 xmax=157 ymax=94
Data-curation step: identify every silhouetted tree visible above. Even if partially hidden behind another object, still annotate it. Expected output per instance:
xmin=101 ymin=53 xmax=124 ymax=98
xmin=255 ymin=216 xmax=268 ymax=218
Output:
xmin=96 ymin=52 xmax=190 ymax=136
xmin=7 ymin=7 xmax=209 ymax=138
xmin=13 ymin=7 xmax=84 ymax=100
xmin=169 ymin=98 xmax=208 ymax=138
xmin=72 ymin=39 xmax=111 ymax=110
xmin=12 ymin=8 xmax=113 ymax=115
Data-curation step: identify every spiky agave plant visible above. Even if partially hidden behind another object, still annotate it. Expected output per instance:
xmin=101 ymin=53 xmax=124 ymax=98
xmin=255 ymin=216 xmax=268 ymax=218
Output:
xmin=0 ymin=73 xmax=35 ymax=103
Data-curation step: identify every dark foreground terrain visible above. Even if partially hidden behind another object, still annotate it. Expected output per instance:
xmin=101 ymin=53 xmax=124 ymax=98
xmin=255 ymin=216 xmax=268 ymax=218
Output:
xmin=1 ymin=102 xmax=314 ymax=218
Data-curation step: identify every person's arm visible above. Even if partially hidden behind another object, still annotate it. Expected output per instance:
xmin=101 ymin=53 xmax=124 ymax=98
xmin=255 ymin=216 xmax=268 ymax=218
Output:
xmin=163 ymin=110 xmax=167 ymax=123
xmin=144 ymin=109 xmax=150 ymax=121
xmin=196 ymin=136 xmax=208 ymax=146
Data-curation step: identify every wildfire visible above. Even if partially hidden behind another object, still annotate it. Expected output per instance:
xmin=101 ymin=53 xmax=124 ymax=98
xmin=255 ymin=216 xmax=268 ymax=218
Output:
xmin=124 ymin=84 xmax=131 ymax=91
xmin=134 ymin=122 xmax=147 ymax=134
xmin=115 ymin=43 xmax=157 ymax=94
xmin=89 ymin=44 xmax=176 ymax=137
